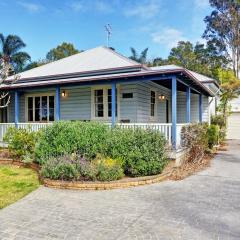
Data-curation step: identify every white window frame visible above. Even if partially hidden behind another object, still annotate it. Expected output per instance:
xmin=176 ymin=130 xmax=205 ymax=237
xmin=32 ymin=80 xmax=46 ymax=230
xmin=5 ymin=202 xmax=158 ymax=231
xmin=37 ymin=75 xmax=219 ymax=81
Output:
xmin=91 ymin=85 xmax=120 ymax=121
xmin=25 ymin=93 xmax=55 ymax=122
xmin=150 ymin=89 xmax=157 ymax=120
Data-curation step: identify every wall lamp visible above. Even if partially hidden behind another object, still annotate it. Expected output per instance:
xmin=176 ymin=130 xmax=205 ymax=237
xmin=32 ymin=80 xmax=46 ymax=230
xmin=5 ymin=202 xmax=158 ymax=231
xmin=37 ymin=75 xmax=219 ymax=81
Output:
xmin=159 ymin=94 xmax=165 ymax=100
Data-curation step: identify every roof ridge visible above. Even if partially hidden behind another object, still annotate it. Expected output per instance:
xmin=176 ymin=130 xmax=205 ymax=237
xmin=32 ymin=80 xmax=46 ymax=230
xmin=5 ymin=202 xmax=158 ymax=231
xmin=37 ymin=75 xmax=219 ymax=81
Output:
xmin=102 ymin=46 xmax=142 ymax=66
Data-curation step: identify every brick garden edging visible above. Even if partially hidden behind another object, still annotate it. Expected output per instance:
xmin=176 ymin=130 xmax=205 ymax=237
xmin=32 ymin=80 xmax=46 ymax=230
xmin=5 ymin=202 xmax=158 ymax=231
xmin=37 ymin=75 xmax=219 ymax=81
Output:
xmin=0 ymin=159 xmax=171 ymax=190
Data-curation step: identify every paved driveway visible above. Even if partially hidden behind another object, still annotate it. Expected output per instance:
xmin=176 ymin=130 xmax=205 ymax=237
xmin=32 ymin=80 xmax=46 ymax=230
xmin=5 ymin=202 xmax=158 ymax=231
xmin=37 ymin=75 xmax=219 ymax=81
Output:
xmin=0 ymin=140 xmax=240 ymax=240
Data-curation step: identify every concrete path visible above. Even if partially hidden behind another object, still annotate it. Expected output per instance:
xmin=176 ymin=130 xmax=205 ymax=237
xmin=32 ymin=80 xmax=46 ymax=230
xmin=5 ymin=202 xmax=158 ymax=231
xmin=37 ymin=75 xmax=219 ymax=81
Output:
xmin=0 ymin=140 xmax=240 ymax=240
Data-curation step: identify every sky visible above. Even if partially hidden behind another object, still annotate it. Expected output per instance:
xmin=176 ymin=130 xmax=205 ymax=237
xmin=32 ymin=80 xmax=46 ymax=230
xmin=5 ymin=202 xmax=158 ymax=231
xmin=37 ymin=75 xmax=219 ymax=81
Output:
xmin=0 ymin=0 xmax=213 ymax=62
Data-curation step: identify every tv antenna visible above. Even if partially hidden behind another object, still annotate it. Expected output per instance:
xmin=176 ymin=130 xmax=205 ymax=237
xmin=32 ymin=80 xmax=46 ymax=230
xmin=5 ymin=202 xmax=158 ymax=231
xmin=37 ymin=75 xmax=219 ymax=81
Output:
xmin=105 ymin=24 xmax=112 ymax=47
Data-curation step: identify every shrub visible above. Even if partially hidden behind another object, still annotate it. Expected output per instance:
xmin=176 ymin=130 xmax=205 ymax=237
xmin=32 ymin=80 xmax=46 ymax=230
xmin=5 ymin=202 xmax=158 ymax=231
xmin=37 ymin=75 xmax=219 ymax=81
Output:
xmin=40 ymin=153 xmax=124 ymax=181
xmin=181 ymin=123 xmax=208 ymax=162
xmin=208 ymin=124 xmax=219 ymax=149
xmin=35 ymin=121 xmax=109 ymax=165
xmin=211 ymin=114 xmax=226 ymax=143
xmin=211 ymin=114 xmax=226 ymax=129
xmin=4 ymin=127 xmax=39 ymax=160
xmin=36 ymin=121 xmax=168 ymax=178
xmin=92 ymin=155 xmax=124 ymax=181
xmin=105 ymin=128 xmax=168 ymax=177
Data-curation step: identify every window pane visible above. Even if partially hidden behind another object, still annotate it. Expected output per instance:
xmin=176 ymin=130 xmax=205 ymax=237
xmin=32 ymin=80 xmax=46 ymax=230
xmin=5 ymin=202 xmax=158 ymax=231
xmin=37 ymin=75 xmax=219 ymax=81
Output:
xmin=151 ymin=91 xmax=155 ymax=117
xmin=41 ymin=96 xmax=48 ymax=121
xmin=35 ymin=109 xmax=40 ymax=121
xmin=49 ymin=108 xmax=54 ymax=121
xmin=35 ymin=97 xmax=40 ymax=108
xmin=94 ymin=90 xmax=104 ymax=117
xmin=49 ymin=96 xmax=54 ymax=108
xmin=28 ymin=110 xmax=33 ymax=121
xmin=107 ymin=89 xmax=117 ymax=117
xmin=28 ymin=97 xmax=33 ymax=109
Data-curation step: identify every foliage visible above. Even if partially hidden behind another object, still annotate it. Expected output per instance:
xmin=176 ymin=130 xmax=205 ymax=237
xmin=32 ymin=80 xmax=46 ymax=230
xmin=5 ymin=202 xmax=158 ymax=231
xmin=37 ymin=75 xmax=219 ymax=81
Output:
xmin=0 ymin=33 xmax=31 ymax=73
xmin=217 ymin=69 xmax=240 ymax=123
xmin=0 ymin=165 xmax=39 ymax=209
xmin=24 ymin=59 xmax=50 ymax=71
xmin=203 ymin=0 xmax=240 ymax=78
xmin=36 ymin=121 xmax=168 ymax=178
xmin=129 ymin=47 xmax=149 ymax=64
xmin=211 ymin=114 xmax=227 ymax=143
xmin=40 ymin=155 xmax=80 ymax=181
xmin=40 ymin=153 xmax=124 ymax=181
xmin=46 ymin=42 xmax=79 ymax=61
xmin=181 ymin=123 xmax=208 ymax=162
xmin=4 ymin=127 xmax=39 ymax=160
xmin=35 ymin=121 xmax=108 ymax=164
xmin=150 ymin=41 xmax=228 ymax=80
xmin=208 ymin=124 xmax=220 ymax=149
xmin=105 ymin=127 xmax=168 ymax=177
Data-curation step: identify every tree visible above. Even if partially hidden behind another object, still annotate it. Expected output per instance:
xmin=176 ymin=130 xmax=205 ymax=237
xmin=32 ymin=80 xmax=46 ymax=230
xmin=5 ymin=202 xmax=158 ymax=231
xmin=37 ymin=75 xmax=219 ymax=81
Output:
xmin=0 ymin=58 xmax=19 ymax=108
xmin=129 ymin=47 xmax=148 ymax=64
xmin=217 ymin=69 xmax=240 ymax=123
xmin=150 ymin=41 xmax=227 ymax=80
xmin=203 ymin=0 xmax=240 ymax=78
xmin=46 ymin=42 xmax=79 ymax=61
xmin=0 ymin=34 xmax=31 ymax=73
xmin=24 ymin=59 xmax=50 ymax=71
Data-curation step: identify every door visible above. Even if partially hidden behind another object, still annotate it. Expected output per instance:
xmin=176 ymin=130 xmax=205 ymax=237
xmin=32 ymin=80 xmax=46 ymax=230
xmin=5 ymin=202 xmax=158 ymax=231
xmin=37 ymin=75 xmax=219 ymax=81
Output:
xmin=227 ymin=112 xmax=240 ymax=139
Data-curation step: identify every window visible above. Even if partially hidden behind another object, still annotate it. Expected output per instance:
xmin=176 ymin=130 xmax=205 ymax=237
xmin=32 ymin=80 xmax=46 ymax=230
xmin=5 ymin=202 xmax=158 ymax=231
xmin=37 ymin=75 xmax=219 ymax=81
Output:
xmin=108 ymin=89 xmax=117 ymax=117
xmin=94 ymin=89 xmax=104 ymax=117
xmin=150 ymin=91 xmax=156 ymax=117
xmin=27 ymin=95 xmax=54 ymax=122
xmin=122 ymin=93 xmax=133 ymax=99
xmin=93 ymin=88 xmax=118 ymax=119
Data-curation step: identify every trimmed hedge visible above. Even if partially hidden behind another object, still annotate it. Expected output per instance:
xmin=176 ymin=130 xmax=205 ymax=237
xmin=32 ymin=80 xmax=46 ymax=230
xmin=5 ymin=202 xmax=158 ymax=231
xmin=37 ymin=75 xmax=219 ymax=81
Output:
xmin=36 ymin=121 xmax=168 ymax=179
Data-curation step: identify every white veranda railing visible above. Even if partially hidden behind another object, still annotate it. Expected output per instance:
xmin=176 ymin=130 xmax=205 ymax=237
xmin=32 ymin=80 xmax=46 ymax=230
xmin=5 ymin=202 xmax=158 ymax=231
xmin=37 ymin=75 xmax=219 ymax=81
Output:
xmin=0 ymin=122 xmax=187 ymax=148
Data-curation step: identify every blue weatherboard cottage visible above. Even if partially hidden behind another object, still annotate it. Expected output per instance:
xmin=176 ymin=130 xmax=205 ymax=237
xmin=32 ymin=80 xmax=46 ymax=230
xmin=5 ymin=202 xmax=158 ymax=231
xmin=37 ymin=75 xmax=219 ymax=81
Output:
xmin=0 ymin=46 xmax=219 ymax=151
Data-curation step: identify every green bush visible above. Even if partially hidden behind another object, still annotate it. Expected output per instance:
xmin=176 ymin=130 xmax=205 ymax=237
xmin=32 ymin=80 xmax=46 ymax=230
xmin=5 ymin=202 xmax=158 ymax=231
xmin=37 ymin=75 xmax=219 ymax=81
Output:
xmin=35 ymin=121 xmax=109 ymax=164
xmin=35 ymin=121 xmax=168 ymax=178
xmin=93 ymin=155 xmax=124 ymax=181
xmin=208 ymin=124 xmax=219 ymax=149
xmin=40 ymin=155 xmax=80 ymax=180
xmin=181 ymin=123 xmax=208 ymax=162
xmin=40 ymin=154 xmax=124 ymax=181
xmin=106 ymin=128 xmax=168 ymax=177
xmin=211 ymin=114 xmax=226 ymax=143
xmin=4 ymin=127 xmax=39 ymax=160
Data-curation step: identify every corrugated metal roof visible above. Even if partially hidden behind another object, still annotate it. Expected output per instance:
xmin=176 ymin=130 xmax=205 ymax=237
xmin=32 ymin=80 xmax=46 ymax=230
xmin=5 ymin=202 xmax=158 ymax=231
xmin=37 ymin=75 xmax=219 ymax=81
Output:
xmin=9 ymin=46 xmax=141 ymax=80
xmin=151 ymin=65 xmax=216 ymax=82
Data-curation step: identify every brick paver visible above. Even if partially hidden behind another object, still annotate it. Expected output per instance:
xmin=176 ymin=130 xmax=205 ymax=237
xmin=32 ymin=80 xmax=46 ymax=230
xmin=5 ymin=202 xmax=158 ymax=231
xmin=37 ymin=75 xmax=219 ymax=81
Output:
xmin=0 ymin=140 xmax=240 ymax=240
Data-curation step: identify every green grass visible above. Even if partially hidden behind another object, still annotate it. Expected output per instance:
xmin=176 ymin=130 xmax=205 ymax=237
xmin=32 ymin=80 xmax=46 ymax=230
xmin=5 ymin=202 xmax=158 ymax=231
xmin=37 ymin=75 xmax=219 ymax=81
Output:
xmin=0 ymin=165 xmax=40 ymax=209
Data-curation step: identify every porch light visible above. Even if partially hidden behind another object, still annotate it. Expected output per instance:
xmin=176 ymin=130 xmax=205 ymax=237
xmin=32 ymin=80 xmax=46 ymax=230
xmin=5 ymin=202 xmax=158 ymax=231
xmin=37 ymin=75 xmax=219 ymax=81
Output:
xmin=159 ymin=94 xmax=165 ymax=100
xmin=61 ymin=90 xmax=67 ymax=98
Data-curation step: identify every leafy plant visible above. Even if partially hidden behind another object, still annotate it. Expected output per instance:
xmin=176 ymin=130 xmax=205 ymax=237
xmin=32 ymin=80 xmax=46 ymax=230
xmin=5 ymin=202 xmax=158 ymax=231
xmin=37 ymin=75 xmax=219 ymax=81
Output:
xmin=181 ymin=123 xmax=208 ymax=162
xmin=4 ymin=127 xmax=39 ymax=160
xmin=35 ymin=121 xmax=109 ymax=165
xmin=105 ymin=128 xmax=168 ymax=177
xmin=208 ymin=124 xmax=219 ymax=149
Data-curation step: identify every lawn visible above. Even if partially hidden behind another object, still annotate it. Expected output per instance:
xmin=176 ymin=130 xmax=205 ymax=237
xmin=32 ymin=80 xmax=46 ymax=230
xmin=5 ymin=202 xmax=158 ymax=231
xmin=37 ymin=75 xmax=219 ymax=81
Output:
xmin=0 ymin=165 xmax=40 ymax=209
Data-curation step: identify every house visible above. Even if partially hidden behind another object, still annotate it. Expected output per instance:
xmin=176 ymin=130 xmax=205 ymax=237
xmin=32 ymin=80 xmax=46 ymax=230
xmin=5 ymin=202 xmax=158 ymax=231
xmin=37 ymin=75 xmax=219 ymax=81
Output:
xmin=227 ymin=97 xmax=240 ymax=139
xmin=0 ymin=46 xmax=219 ymax=150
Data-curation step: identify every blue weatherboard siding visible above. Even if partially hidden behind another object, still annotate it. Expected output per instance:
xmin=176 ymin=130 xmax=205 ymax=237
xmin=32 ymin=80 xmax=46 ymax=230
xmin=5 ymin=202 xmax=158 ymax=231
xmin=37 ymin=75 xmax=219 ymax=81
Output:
xmin=111 ymin=82 xmax=116 ymax=127
xmin=14 ymin=91 xmax=19 ymax=126
xmin=55 ymin=86 xmax=60 ymax=121
xmin=199 ymin=94 xmax=203 ymax=123
xmin=186 ymin=87 xmax=191 ymax=123
xmin=171 ymin=77 xmax=177 ymax=149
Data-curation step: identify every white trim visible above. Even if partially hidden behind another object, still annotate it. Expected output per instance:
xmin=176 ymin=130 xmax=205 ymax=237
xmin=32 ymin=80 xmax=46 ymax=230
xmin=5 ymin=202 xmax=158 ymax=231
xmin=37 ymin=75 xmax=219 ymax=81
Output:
xmin=91 ymin=85 xmax=120 ymax=121
xmin=24 ymin=92 xmax=55 ymax=122
xmin=150 ymin=89 xmax=157 ymax=121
